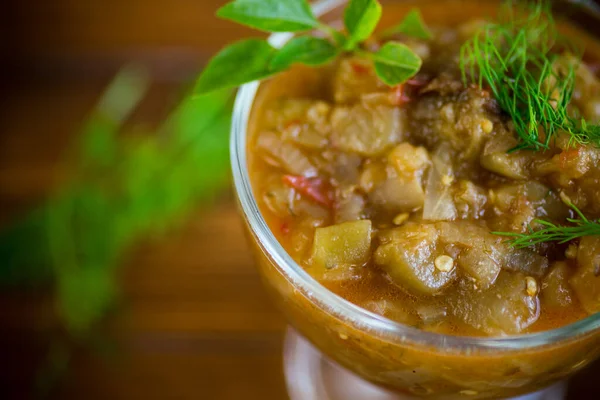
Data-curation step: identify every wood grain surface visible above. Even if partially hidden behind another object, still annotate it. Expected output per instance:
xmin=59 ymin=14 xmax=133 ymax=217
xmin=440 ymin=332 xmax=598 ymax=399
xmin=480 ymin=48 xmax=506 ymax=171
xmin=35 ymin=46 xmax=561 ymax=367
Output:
xmin=1 ymin=0 xmax=599 ymax=399
xmin=0 ymin=79 xmax=288 ymax=399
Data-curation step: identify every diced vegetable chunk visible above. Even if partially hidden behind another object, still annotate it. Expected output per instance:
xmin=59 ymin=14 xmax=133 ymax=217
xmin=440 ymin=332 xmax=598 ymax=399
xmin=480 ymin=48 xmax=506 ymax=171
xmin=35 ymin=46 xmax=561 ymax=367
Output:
xmin=570 ymin=236 xmax=600 ymax=313
xmin=311 ymin=220 xmax=372 ymax=270
xmin=457 ymin=248 xmax=501 ymax=289
xmin=437 ymin=221 xmax=499 ymax=248
xmin=453 ymin=180 xmax=488 ymax=219
xmin=256 ymin=131 xmax=317 ymax=176
xmin=410 ymin=86 xmax=493 ymax=159
xmin=333 ymin=57 xmax=384 ymax=104
xmin=387 ymin=143 xmax=431 ymax=180
xmin=541 ymin=262 xmax=575 ymax=309
xmin=375 ymin=224 xmax=456 ymax=295
xmin=335 ymin=188 xmax=366 ymax=223
xmin=437 ymin=222 xmax=503 ymax=288
xmin=262 ymin=175 xmax=295 ymax=218
xmin=423 ymin=144 xmax=457 ymax=221
xmin=492 ymin=182 xmax=554 ymax=210
xmin=370 ymin=177 xmax=425 ymax=213
xmin=265 ymin=99 xmax=331 ymax=150
xmin=449 ymin=272 xmax=540 ymax=335
xmin=359 ymin=162 xmax=387 ymax=193
xmin=489 ymin=182 xmax=568 ymax=234
xmin=331 ymin=104 xmax=404 ymax=156
xmin=503 ymin=249 xmax=549 ymax=278
xmin=480 ymin=129 xmax=533 ymax=180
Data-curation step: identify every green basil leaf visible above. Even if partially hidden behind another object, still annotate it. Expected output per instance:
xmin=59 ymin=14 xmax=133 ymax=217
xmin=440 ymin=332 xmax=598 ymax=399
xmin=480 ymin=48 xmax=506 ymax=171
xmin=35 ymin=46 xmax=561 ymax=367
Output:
xmin=217 ymin=0 xmax=318 ymax=32
xmin=195 ymin=39 xmax=279 ymax=94
xmin=270 ymin=37 xmax=339 ymax=70
xmin=382 ymin=8 xmax=432 ymax=40
xmin=371 ymin=42 xmax=422 ymax=85
xmin=344 ymin=0 xmax=382 ymax=49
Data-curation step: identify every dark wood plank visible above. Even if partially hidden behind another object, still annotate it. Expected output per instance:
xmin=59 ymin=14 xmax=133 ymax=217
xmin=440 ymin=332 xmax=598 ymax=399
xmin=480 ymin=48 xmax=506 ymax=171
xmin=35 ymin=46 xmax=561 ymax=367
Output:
xmin=0 ymin=78 xmax=288 ymax=399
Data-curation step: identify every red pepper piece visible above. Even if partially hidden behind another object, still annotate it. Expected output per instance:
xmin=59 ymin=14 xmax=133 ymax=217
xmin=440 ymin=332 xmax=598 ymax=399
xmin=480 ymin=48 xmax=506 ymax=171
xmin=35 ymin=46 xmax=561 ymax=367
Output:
xmin=282 ymin=175 xmax=333 ymax=208
xmin=351 ymin=62 xmax=370 ymax=76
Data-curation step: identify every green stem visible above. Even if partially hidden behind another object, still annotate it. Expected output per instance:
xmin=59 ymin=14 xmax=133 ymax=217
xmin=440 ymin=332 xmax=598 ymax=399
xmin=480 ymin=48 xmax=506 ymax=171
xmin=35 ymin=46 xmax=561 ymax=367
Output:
xmin=317 ymin=23 xmax=346 ymax=47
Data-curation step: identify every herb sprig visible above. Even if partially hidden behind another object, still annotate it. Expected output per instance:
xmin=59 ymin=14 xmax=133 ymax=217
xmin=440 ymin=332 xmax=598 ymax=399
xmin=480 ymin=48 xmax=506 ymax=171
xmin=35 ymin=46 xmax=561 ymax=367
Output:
xmin=196 ymin=0 xmax=431 ymax=93
xmin=0 ymin=67 xmax=233 ymax=334
xmin=459 ymin=1 xmax=600 ymax=248
xmin=494 ymin=201 xmax=600 ymax=249
xmin=460 ymin=1 xmax=600 ymax=150
xmin=382 ymin=8 xmax=432 ymax=40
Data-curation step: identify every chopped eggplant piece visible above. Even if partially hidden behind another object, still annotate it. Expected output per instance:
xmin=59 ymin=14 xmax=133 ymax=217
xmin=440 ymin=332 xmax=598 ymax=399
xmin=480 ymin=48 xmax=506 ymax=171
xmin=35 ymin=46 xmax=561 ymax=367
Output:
xmin=449 ymin=272 xmax=540 ymax=335
xmin=269 ymin=99 xmax=331 ymax=150
xmin=492 ymin=182 xmax=555 ymax=211
xmin=423 ymin=144 xmax=457 ymax=221
xmin=570 ymin=236 xmax=600 ymax=313
xmin=437 ymin=221 xmax=503 ymax=288
xmin=541 ymin=262 xmax=575 ymax=309
xmin=311 ymin=220 xmax=372 ymax=270
xmin=375 ymin=224 xmax=456 ymax=295
xmin=410 ymin=86 xmax=493 ymax=160
xmin=457 ymin=248 xmax=501 ymax=289
xmin=480 ymin=152 xmax=529 ymax=180
xmin=370 ymin=177 xmax=425 ymax=213
xmin=503 ymin=249 xmax=549 ymax=278
xmin=453 ymin=180 xmax=488 ymax=219
xmin=359 ymin=161 xmax=387 ymax=193
xmin=335 ymin=188 xmax=366 ymax=223
xmin=331 ymin=104 xmax=404 ymax=156
xmin=480 ymin=132 xmax=530 ymax=179
xmin=387 ymin=143 xmax=431 ymax=181
xmin=256 ymin=131 xmax=317 ymax=176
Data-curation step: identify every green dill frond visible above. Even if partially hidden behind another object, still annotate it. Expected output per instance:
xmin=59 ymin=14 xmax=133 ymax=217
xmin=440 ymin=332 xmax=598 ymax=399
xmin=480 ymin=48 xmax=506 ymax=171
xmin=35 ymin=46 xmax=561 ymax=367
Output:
xmin=494 ymin=201 xmax=600 ymax=248
xmin=460 ymin=0 xmax=600 ymax=150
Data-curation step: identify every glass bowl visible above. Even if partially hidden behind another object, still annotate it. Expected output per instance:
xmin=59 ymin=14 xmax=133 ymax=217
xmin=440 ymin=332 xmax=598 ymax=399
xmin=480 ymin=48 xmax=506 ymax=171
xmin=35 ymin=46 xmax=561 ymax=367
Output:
xmin=230 ymin=0 xmax=600 ymax=398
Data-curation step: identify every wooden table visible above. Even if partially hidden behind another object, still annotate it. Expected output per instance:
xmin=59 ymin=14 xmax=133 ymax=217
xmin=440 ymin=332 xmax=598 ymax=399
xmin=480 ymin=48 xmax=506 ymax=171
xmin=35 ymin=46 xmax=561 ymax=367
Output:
xmin=0 ymin=79 xmax=289 ymax=399
xmin=0 ymin=1 xmax=292 ymax=397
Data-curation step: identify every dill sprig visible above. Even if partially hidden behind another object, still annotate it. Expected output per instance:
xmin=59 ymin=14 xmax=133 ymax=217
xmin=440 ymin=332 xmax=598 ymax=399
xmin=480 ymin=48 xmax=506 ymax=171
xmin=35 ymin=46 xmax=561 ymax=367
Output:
xmin=494 ymin=202 xmax=600 ymax=248
xmin=460 ymin=0 xmax=600 ymax=150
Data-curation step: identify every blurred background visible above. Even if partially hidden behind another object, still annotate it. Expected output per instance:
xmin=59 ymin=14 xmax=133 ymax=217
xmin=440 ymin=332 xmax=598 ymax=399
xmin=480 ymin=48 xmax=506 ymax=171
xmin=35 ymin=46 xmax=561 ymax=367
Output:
xmin=1 ymin=0 xmax=600 ymax=399
xmin=0 ymin=1 xmax=287 ymax=399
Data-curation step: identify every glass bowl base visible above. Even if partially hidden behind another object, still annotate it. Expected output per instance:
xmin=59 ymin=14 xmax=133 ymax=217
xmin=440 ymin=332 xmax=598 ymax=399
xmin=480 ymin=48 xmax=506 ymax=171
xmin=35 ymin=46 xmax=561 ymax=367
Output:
xmin=283 ymin=327 xmax=567 ymax=400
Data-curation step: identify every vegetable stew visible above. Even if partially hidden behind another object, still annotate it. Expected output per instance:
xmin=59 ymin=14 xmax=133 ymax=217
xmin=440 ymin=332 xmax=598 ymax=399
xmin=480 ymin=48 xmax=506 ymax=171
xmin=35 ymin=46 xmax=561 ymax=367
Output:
xmin=248 ymin=0 xmax=600 ymax=337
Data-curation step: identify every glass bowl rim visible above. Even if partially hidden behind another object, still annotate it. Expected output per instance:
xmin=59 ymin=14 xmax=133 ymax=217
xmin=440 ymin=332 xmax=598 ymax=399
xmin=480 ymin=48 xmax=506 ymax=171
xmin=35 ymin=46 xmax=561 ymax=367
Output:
xmin=230 ymin=0 xmax=600 ymax=351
